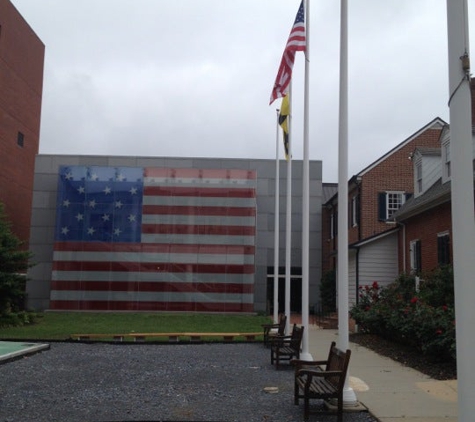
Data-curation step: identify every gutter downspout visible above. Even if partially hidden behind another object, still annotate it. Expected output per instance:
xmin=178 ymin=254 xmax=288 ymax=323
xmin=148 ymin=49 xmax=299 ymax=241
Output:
xmin=399 ymin=222 xmax=406 ymax=272
xmin=355 ymin=247 xmax=360 ymax=305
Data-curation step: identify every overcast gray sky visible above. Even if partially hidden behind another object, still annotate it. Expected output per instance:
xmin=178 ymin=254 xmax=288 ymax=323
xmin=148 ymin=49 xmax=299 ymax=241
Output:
xmin=11 ymin=0 xmax=474 ymax=181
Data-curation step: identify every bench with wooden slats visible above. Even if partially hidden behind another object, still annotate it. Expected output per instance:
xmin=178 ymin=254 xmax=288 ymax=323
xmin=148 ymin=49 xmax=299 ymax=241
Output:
xmin=292 ymin=341 xmax=351 ymax=422
xmin=270 ymin=324 xmax=304 ymax=369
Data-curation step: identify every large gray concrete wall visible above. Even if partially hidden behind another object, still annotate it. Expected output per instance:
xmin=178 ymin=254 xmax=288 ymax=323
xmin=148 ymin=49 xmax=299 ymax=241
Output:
xmin=27 ymin=154 xmax=323 ymax=313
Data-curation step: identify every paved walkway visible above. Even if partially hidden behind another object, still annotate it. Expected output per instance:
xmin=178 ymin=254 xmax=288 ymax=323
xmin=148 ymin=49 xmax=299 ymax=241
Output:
xmin=307 ymin=326 xmax=458 ymax=422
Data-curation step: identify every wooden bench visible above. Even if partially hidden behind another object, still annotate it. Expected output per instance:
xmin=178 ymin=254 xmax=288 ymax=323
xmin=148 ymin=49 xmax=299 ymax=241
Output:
xmin=270 ymin=324 xmax=304 ymax=370
xmin=70 ymin=332 xmax=262 ymax=342
xmin=261 ymin=313 xmax=287 ymax=347
xmin=292 ymin=341 xmax=351 ymax=421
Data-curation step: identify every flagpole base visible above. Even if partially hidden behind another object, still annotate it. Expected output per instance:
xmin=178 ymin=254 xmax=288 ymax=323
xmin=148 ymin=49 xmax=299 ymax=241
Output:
xmin=299 ymin=351 xmax=313 ymax=361
xmin=342 ymin=386 xmax=358 ymax=405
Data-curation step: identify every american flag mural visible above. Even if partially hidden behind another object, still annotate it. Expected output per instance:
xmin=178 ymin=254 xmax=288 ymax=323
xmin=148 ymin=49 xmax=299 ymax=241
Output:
xmin=50 ymin=166 xmax=257 ymax=312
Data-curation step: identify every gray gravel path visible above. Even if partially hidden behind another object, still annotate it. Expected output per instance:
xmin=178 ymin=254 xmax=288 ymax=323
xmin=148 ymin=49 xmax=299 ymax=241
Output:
xmin=0 ymin=342 xmax=379 ymax=422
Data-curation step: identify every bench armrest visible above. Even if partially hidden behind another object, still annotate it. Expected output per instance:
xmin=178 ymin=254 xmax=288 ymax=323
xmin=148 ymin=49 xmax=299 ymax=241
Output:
xmin=292 ymin=359 xmax=327 ymax=367
xmin=262 ymin=323 xmax=280 ymax=328
xmin=298 ymin=368 xmax=343 ymax=378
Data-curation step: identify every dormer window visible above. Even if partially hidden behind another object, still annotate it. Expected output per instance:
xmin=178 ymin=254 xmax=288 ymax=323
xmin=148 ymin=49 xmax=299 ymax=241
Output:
xmin=442 ymin=141 xmax=451 ymax=181
xmin=416 ymin=161 xmax=422 ymax=194
xmin=444 ymin=143 xmax=451 ymax=178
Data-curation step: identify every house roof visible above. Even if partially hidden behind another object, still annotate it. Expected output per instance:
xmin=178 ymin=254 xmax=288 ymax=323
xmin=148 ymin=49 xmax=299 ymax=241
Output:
xmin=323 ymin=117 xmax=447 ymax=206
xmin=349 ymin=227 xmax=399 ymax=248
xmin=322 ymin=183 xmax=338 ymax=204
xmin=357 ymin=117 xmax=446 ymax=177
xmin=393 ymin=178 xmax=451 ymax=221
xmin=413 ymin=147 xmax=441 ymax=157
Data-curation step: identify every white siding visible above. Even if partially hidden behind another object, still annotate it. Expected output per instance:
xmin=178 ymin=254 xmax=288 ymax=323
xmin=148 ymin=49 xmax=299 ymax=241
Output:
xmin=422 ymin=156 xmax=441 ymax=193
xmin=348 ymin=250 xmax=357 ymax=306
xmin=356 ymin=232 xmax=399 ymax=300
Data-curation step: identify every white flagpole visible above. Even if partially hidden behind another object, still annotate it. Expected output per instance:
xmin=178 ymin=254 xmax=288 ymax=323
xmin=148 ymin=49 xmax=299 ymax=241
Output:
xmin=300 ymin=0 xmax=312 ymax=361
xmin=285 ymin=84 xmax=293 ymax=335
xmin=274 ymin=108 xmax=280 ymax=323
xmin=338 ymin=0 xmax=357 ymax=404
xmin=446 ymin=1 xmax=475 ymax=419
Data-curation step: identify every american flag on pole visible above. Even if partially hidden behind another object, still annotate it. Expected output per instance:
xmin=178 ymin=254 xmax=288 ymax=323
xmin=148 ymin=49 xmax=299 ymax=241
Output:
xmin=50 ymin=166 xmax=256 ymax=312
xmin=269 ymin=0 xmax=306 ymax=105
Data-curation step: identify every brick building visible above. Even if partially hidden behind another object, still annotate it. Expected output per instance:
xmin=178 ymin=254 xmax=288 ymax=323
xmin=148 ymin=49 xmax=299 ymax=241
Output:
xmin=0 ymin=0 xmax=45 ymax=244
xmin=395 ymin=81 xmax=475 ymax=274
xmin=323 ymin=117 xmax=445 ymax=305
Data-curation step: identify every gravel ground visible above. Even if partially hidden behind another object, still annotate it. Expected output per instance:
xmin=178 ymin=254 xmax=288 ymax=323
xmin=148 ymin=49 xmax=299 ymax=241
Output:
xmin=0 ymin=342 xmax=379 ymax=422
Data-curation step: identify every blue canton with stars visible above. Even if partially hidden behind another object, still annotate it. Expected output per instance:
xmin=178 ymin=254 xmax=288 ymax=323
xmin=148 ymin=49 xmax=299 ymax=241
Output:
xmin=55 ymin=166 xmax=144 ymax=242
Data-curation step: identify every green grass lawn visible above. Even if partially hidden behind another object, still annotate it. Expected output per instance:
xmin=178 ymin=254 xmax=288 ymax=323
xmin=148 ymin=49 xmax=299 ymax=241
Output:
xmin=0 ymin=313 xmax=272 ymax=341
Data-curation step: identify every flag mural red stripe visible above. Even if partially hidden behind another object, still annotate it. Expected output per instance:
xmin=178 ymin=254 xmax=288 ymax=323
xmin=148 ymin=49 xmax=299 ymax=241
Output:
xmin=53 ymin=241 xmax=255 ymax=255
xmin=53 ymin=261 xmax=255 ymax=274
xmin=143 ymin=186 xmax=255 ymax=198
xmin=50 ymin=166 xmax=257 ymax=312
xmin=141 ymin=205 xmax=256 ymax=217
xmin=50 ymin=280 xmax=254 ymax=294
xmin=141 ymin=224 xmax=255 ymax=236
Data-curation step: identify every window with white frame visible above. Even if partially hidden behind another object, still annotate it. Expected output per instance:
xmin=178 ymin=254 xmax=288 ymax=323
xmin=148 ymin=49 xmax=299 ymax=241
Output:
xmin=443 ymin=142 xmax=451 ymax=179
xmin=378 ymin=191 xmax=407 ymax=221
xmin=330 ymin=213 xmax=335 ymax=239
xmin=416 ymin=161 xmax=423 ymax=194
xmin=410 ymin=239 xmax=421 ymax=273
xmin=351 ymin=195 xmax=359 ymax=227
xmin=437 ymin=232 xmax=451 ymax=266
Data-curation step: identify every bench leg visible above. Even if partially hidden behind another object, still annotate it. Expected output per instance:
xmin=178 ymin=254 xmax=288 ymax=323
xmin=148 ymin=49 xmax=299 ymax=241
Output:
xmin=304 ymin=396 xmax=310 ymax=421
xmin=337 ymin=392 xmax=343 ymax=422
xmin=294 ymin=381 xmax=299 ymax=405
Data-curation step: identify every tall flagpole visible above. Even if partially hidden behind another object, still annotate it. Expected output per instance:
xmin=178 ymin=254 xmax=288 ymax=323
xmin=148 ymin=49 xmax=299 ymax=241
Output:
xmin=300 ymin=0 xmax=312 ymax=361
xmin=446 ymin=1 xmax=475 ymax=419
xmin=285 ymin=85 xmax=293 ymax=335
xmin=337 ymin=0 xmax=357 ymax=404
xmin=274 ymin=108 xmax=281 ymax=323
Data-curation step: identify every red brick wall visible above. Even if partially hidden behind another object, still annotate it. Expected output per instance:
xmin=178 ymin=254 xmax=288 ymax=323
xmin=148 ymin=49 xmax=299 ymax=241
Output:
xmin=400 ymin=202 xmax=453 ymax=273
xmin=0 ymin=0 xmax=45 ymax=244
xmin=359 ymin=128 xmax=442 ymax=240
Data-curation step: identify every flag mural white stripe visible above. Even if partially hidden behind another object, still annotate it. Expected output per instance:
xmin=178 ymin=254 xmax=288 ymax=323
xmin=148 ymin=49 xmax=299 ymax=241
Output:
xmin=142 ymin=196 xmax=256 ymax=208
xmin=52 ymin=251 xmax=255 ymax=265
xmin=142 ymin=215 xmax=256 ymax=226
xmin=50 ymin=291 xmax=253 ymax=303
xmin=338 ymin=0 xmax=358 ymax=404
xmin=446 ymin=0 xmax=475 ymax=418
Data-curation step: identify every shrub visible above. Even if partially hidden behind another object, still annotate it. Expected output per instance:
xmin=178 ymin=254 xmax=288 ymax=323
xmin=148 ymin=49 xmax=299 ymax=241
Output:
xmin=350 ymin=268 xmax=456 ymax=361
xmin=0 ymin=202 xmax=35 ymax=326
xmin=319 ymin=269 xmax=336 ymax=313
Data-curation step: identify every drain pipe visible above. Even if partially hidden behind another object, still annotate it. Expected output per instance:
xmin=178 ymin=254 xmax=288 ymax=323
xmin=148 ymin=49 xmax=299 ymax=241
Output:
xmin=398 ymin=222 xmax=406 ymax=272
